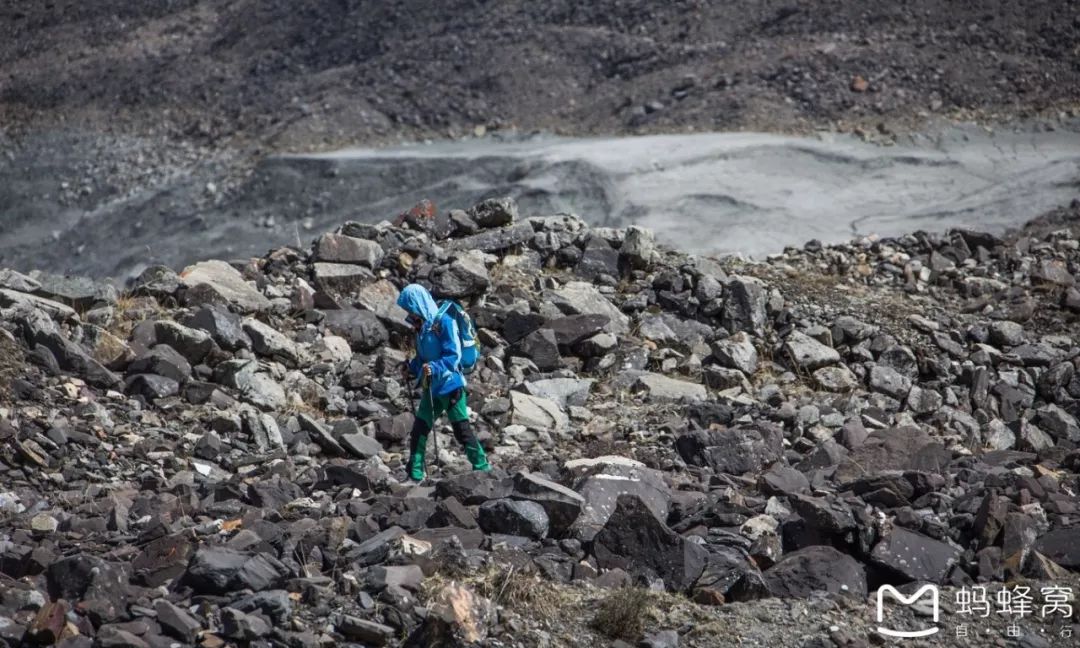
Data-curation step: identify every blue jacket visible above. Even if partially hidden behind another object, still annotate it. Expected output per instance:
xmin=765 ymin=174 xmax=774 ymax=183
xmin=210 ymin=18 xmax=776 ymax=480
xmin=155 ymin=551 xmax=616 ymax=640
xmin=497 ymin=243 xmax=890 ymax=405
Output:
xmin=397 ymin=284 xmax=466 ymax=397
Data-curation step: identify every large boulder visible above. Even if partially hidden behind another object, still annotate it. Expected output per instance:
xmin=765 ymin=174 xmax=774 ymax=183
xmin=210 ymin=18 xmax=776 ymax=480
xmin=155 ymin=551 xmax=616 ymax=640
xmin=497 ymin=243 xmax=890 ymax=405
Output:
xmin=674 ymin=424 xmax=783 ymax=475
xmin=834 ymin=427 xmax=950 ymax=484
xmin=477 ymin=499 xmax=549 ymax=539
xmin=315 ymin=233 xmax=384 ymax=267
xmin=511 ymin=471 xmax=585 ymax=536
xmin=321 ymin=309 xmax=388 ymax=353
xmin=431 ymin=251 xmax=491 ymax=299
xmin=870 ymin=526 xmax=961 ymax=583
xmin=547 ymin=282 xmax=629 ymax=334
xmin=510 ymin=391 xmax=568 ymax=432
xmin=720 ymin=276 xmax=767 ymax=336
xmin=179 ymin=260 xmax=271 ymax=312
xmin=763 ymin=546 xmax=867 ymax=598
xmin=592 ymin=494 xmax=707 ymax=592
xmin=566 ymin=458 xmax=670 ymax=542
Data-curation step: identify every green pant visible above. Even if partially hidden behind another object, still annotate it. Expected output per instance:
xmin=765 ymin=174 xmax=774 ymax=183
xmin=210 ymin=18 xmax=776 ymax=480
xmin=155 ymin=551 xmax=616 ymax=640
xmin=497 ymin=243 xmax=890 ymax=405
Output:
xmin=408 ymin=388 xmax=490 ymax=480
xmin=416 ymin=388 xmax=470 ymax=428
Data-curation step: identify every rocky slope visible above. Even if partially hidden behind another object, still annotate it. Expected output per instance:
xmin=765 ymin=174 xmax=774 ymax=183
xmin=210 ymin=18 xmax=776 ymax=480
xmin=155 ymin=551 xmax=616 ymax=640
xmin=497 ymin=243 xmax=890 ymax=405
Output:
xmin=1 ymin=197 xmax=1079 ymax=647
xmin=4 ymin=0 xmax=1079 ymax=146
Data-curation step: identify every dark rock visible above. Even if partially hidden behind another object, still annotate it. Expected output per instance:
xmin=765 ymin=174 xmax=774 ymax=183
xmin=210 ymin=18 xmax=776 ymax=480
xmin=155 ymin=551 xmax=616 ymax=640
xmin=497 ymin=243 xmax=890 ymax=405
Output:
xmin=1033 ymin=527 xmax=1080 ymax=568
xmin=183 ymin=547 xmax=286 ymax=594
xmin=154 ymin=600 xmax=201 ymax=643
xmin=511 ymin=472 xmax=584 ymax=536
xmin=870 ymin=526 xmax=961 ymax=582
xmin=127 ymin=345 xmax=191 ymax=384
xmin=720 ymin=276 xmax=767 ymax=335
xmin=835 ymin=427 xmax=950 ymax=484
xmin=153 ymin=320 xmax=215 ymax=364
xmin=431 ymin=253 xmax=490 ymax=299
xmin=512 ymin=328 xmax=561 ymax=371
xmin=592 ymin=494 xmax=707 ymax=592
xmin=321 ymin=309 xmax=388 ymax=352
xmin=448 ymin=222 xmax=535 ymax=253
xmin=674 ymin=424 xmax=783 ymax=475
xmin=763 ymin=546 xmax=867 ymax=598
xmin=124 ymin=374 xmax=180 ymax=401
xmin=221 ymin=608 xmax=271 ymax=641
xmin=184 ymin=306 xmax=251 ymax=351
xmin=478 ymin=499 xmax=549 ymax=539
xmin=468 ymin=197 xmax=518 ymax=228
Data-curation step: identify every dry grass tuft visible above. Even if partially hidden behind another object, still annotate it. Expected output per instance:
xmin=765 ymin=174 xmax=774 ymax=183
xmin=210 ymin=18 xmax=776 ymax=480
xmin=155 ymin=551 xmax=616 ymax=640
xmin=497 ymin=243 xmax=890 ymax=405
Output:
xmin=423 ymin=562 xmax=566 ymax=617
xmin=590 ymin=587 xmax=653 ymax=641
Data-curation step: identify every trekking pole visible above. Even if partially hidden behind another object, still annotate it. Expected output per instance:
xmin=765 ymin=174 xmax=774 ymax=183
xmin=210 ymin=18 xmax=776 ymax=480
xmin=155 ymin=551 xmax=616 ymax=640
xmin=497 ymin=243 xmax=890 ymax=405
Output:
xmin=428 ymin=379 xmax=440 ymax=472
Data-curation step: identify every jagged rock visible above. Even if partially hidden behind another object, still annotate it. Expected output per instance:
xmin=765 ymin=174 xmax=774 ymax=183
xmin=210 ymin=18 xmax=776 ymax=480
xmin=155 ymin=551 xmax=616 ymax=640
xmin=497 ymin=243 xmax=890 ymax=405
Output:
xmin=432 ymin=251 xmax=491 ymax=298
xmin=522 ymin=378 xmax=593 ymax=409
xmin=468 ymin=197 xmax=518 ymax=228
xmin=315 ymin=233 xmax=384 ymax=267
xmin=511 ymin=471 xmax=585 ymax=535
xmin=0 ymin=268 xmax=41 ymax=292
xmin=989 ymin=321 xmax=1025 ymax=347
xmin=1037 ymin=405 xmax=1080 ymax=442
xmin=871 ymin=526 xmax=961 ymax=582
xmin=710 ymin=332 xmax=759 ymax=375
xmin=184 ymin=547 xmax=286 ymax=594
xmin=355 ymin=279 xmax=409 ymax=322
xmin=1031 ymin=259 xmax=1075 ymax=286
xmin=154 ymin=600 xmax=201 ymax=643
xmin=185 ymin=306 xmax=251 ymax=351
xmin=620 ymin=226 xmax=657 ymax=270
xmin=567 ymin=458 xmax=670 ymax=542
xmin=124 ymin=374 xmax=179 ymax=401
xmin=478 ymin=499 xmax=549 ymax=539
xmin=338 ymin=615 xmax=395 ymax=645
xmin=692 ymin=545 xmax=770 ymax=603
xmin=720 ymin=276 xmax=767 ymax=336
xmin=243 ymin=318 xmax=302 ymax=366
xmin=763 ymin=546 xmax=866 ymax=598
xmin=448 ymin=222 xmax=535 ymax=253
xmin=322 ymin=308 xmax=388 ymax=352
xmin=814 ymin=365 xmax=858 ymax=392
xmin=576 ymin=237 xmax=620 ymax=280
xmin=31 ymin=273 xmax=117 ymax=310
xmin=634 ymin=372 xmax=707 ymax=401
xmin=593 ymin=494 xmax=707 ymax=592
xmin=179 ymin=260 xmax=271 ymax=312
xmin=1033 ymin=528 xmax=1080 ymax=568
xmin=513 ymin=328 xmax=561 ymax=371
xmin=868 ymin=365 xmax=913 ymax=400
xmin=674 ymin=424 xmax=783 ymax=475
xmin=510 ymin=391 xmax=568 ymax=431
xmin=547 ymin=282 xmax=629 ymax=334
xmin=153 ymin=320 xmax=215 ymax=364
xmin=784 ymin=331 xmax=840 ymax=371
xmin=221 ymin=607 xmax=271 ymax=641
xmin=835 ymin=427 xmax=950 ymax=484
xmin=128 ymin=345 xmax=191 ymax=383
xmin=95 ymin=626 xmax=150 ymax=648
xmin=0 ymin=289 xmax=77 ymax=319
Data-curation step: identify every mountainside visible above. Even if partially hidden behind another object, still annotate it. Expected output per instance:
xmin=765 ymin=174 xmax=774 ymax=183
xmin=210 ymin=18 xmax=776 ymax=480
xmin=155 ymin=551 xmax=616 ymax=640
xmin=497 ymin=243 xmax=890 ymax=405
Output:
xmin=1 ymin=197 xmax=1079 ymax=646
xmin=3 ymin=0 xmax=1079 ymax=146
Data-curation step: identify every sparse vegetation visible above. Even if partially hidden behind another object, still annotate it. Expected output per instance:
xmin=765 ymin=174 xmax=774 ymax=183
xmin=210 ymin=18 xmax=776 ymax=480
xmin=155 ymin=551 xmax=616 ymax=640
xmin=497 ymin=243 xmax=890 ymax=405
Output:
xmin=590 ymin=587 xmax=653 ymax=641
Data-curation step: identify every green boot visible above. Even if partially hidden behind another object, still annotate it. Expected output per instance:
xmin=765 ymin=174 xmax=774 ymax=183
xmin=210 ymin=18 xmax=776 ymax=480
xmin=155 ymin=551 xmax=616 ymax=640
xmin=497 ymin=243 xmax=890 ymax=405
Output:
xmin=464 ymin=440 xmax=491 ymax=472
xmin=408 ymin=434 xmax=428 ymax=481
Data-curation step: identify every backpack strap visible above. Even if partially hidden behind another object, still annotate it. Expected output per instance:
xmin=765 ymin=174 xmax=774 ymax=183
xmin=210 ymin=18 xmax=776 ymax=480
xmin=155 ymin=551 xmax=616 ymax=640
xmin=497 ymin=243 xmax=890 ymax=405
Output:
xmin=429 ymin=300 xmax=454 ymax=335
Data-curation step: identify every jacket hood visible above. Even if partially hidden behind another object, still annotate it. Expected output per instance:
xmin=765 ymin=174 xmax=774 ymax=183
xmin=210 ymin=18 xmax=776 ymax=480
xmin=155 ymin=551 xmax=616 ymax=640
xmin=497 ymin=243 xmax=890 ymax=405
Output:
xmin=397 ymin=283 xmax=439 ymax=325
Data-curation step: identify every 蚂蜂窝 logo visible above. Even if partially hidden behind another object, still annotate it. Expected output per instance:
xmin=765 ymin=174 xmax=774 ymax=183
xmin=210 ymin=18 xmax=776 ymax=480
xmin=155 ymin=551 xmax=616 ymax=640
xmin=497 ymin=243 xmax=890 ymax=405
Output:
xmin=876 ymin=584 xmax=940 ymax=638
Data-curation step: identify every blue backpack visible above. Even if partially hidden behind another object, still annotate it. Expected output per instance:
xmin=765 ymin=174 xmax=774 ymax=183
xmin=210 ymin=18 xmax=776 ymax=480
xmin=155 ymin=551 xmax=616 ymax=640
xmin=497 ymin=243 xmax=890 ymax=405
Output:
xmin=434 ymin=300 xmax=480 ymax=374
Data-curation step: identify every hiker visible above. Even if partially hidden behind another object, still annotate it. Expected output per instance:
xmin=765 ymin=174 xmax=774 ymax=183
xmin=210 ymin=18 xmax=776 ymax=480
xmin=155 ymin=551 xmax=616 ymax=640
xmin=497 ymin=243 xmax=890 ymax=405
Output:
xmin=397 ymin=283 xmax=491 ymax=481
